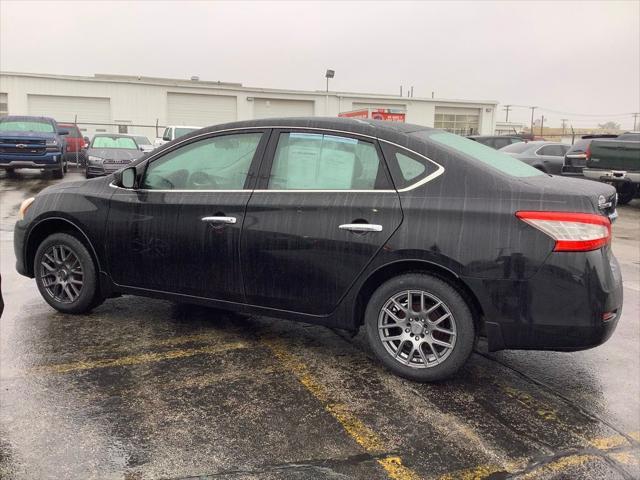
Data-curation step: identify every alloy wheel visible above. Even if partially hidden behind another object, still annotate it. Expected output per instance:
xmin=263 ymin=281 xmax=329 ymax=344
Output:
xmin=39 ymin=245 xmax=84 ymax=304
xmin=378 ymin=290 xmax=457 ymax=368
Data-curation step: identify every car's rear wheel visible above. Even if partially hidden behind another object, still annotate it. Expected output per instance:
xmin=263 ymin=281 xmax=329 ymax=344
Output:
xmin=365 ymin=273 xmax=475 ymax=382
xmin=34 ymin=233 xmax=98 ymax=314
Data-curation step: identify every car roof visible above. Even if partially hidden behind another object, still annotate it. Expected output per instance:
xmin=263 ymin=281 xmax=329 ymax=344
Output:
xmin=192 ymin=116 xmax=433 ymax=141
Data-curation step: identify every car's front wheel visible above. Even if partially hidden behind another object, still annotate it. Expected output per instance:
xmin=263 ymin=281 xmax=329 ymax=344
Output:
xmin=365 ymin=273 xmax=475 ymax=382
xmin=34 ymin=233 xmax=98 ymax=314
xmin=616 ymin=183 xmax=638 ymax=205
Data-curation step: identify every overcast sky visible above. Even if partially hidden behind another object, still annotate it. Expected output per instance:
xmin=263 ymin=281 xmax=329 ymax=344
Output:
xmin=1 ymin=0 xmax=639 ymax=129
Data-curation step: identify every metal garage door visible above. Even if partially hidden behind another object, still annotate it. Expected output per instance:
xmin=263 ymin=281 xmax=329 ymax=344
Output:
xmin=253 ymin=98 xmax=314 ymax=119
xmin=28 ymin=94 xmax=111 ymax=136
xmin=167 ymin=93 xmax=237 ymax=127
xmin=434 ymin=106 xmax=481 ymax=135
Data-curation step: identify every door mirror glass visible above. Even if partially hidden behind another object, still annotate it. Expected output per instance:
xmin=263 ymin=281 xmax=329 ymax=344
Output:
xmin=121 ymin=167 xmax=136 ymax=189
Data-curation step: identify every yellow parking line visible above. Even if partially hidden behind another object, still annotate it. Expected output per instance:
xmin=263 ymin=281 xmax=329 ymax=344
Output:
xmin=437 ymin=431 xmax=640 ymax=480
xmin=30 ymin=341 xmax=248 ymax=375
xmin=262 ymin=337 xmax=421 ymax=480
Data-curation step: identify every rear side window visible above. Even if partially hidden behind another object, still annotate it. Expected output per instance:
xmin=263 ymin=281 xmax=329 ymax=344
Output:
xmin=423 ymin=131 xmax=544 ymax=178
xmin=268 ymin=132 xmax=388 ymax=190
xmin=380 ymin=143 xmax=439 ymax=190
xmin=538 ymin=145 xmax=566 ymax=156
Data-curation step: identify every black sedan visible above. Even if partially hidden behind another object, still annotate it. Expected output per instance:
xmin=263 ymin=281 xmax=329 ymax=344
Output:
xmin=14 ymin=118 xmax=622 ymax=382
xmin=85 ymin=134 xmax=145 ymax=178
xmin=499 ymin=140 xmax=570 ymax=174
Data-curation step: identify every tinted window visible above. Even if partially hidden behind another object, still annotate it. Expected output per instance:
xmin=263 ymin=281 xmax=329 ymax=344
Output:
xmin=499 ymin=142 xmax=532 ymax=153
xmin=381 ymin=143 xmax=438 ymax=189
xmin=492 ymin=138 xmax=512 ymax=150
xmin=60 ymin=125 xmax=81 ymax=137
xmin=617 ymin=133 xmax=640 ymax=141
xmin=416 ymin=131 xmax=543 ymax=178
xmin=510 ymin=138 xmax=523 ymax=144
xmin=268 ymin=132 xmax=386 ymax=190
xmin=134 ymin=136 xmax=151 ymax=145
xmin=568 ymin=139 xmax=591 ymax=153
xmin=143 ymin=132 xmax=262 ymax=190
xmin=538 ymin=145 xmax=565 ymax=156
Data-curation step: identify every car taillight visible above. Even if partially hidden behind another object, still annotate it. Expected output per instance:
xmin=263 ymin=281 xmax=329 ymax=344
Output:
xmin=585 ymin=144 xmax=591 ymax=161
xmin=516 ymin=211 xmax=611 ymax=252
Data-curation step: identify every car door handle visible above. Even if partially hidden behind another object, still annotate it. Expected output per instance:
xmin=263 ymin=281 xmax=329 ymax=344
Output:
xmin=339 ymin=223 xmax=383 ymax=232
xmin=201 ymin=216 xmax=237 ymax=224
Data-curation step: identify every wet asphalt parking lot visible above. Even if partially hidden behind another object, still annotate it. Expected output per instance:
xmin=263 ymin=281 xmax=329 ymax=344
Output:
xmin=0 ymin=168 xmax=638 ymax=480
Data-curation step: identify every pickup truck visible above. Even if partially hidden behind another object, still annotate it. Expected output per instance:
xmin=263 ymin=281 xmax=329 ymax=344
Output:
xmin=583 ymin=132 xmax=640 ymax=204
xmin=0 ymin=116 xmax=69 ymax=178
xmin=153 ymin=125 xmax=200 ymax=148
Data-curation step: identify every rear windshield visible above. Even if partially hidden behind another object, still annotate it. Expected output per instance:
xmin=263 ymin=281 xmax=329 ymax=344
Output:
xmin=498 ymin=142 xmax=532 ymax=153
xmin=0 ymin=119 xmax=54 ymax=133
xmin=92 ymin=136 xmax=138 ymax=149
xmin=415 ymin=131 xmax=544 ymax=178
xmin=568 ymin=139 xmax=591 ymax=153
xmin=60 ymin=125 xmax=81 ymax=137
xmin=175 ymin=128 xmax=197 ymax=138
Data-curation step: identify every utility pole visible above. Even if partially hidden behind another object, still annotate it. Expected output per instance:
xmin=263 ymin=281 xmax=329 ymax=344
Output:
xmin=540 ymin=115 xmax=545 ymax=136
xmin=503 ymin=105 xmax=511 ymax=122
xmin=561 ymin=118 xmax=568 ymax=135
xmin=633 ymin=112 xmax=640 ymax=131
xmin=530 ymin=106 xmax=537 ymax=136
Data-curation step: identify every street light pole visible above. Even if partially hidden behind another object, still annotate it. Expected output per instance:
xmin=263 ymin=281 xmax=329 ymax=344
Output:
xmin=325 ymin=69 xmax=335 ymax=116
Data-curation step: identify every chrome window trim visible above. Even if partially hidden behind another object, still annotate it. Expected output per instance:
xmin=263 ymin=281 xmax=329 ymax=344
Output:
xmin=109 ymin=125 xmax=445 ymax=193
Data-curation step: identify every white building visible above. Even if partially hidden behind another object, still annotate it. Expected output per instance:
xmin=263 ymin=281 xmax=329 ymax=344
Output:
xmin=0 ymin=71 xmax=498 ymax=140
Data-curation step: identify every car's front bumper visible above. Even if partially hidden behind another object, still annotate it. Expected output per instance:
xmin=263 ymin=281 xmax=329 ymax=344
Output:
xmin=86 ymin=162 xmax=130 ymax=177
xmin=0 ymin=152 xmax=63 ymax=170
xmin=464 ymin=247 xmax=623 ymax=352
xmin=14 ymin=219 xmax=28 ymax=277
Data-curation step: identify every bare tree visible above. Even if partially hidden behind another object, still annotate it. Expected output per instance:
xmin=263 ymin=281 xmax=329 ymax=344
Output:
xmin=598 ymin=121 xmax=621 ymax=130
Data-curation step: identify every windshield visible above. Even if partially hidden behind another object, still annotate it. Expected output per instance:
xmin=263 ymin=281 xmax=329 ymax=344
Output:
xmin=415 ymin=131 xmax=544 ymax=178
xmin=92 ymin=136 xmax=138 ymax=149
xmin=0 ymin=119 xmax=55 ymax=133
xmin=568 ymin=139 xmax=591 ymax=153
xmin=175 ymin=127 xmax=197 ymax=138
xmin=499 ymin=142 xmax=532 ymax=153
xmin=134 ymin=136 xmax=151 ymax=145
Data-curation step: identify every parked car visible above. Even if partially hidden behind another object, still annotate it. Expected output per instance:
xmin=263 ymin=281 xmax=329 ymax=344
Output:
xmin=58 ymin=123 xmax=87 ymax=165
xmin=153 ymin=125 xmax=200 ymax=148
xmin=14 ymin=118 xmax=621 ymax=382
xmin=583 ymin=132 xmax=640 ymax=204
xmin=0 ymin=115 xmax=68 ymax=178
xmin=125 ymin=134 xmax=154 ymax=153
xmin=561 ymin=135 xmax=618 ymax=178
xmin=466 ymin=135 xmax=523 ymax=150
xmin=499 ymin=141 xmax=570 ymax=174
xmin=85 ymin=134 xmax=145 ymax=178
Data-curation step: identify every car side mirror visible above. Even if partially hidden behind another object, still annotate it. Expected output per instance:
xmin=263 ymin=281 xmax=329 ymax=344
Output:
xmin=58 ymin=129 xmax=69 ymax=135
xmin=114 ymin=166 xmax=137 ymax=189
xmin=162 ymin=134 xmax=171 ymax=141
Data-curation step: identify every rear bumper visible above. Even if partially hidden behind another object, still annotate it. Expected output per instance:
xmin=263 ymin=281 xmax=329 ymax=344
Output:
xmin=583 ymin=168 xmax=640 ymax=184
xmin=464 ymin=247 xmax=623 ymax=352
xmin=0 ymin=152 xmax=62 ymax=169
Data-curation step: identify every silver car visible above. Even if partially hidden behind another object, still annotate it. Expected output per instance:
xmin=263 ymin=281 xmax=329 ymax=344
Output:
xmin=85 ymin=134 xmax=145 ymax=178
xmin=499 ymin=141 xmax=570 ymax=175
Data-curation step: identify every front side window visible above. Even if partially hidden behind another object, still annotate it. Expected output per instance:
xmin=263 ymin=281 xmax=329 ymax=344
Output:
xmin=268 ymin=132 xmax=386 ymax=190
xmin=142 ymin=132 xmax=263 ymax=190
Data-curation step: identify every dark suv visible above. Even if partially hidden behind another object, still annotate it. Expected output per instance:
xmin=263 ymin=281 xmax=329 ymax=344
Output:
xmin=14 ymin=118 xmax=622 ymax=381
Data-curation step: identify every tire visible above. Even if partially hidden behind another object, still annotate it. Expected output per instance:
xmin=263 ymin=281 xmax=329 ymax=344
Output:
xmin=34 ymin=233 xmax=98 ymax=314
xmin=5 ymin=168 xmax=16 ymax=178
xmin=616 ymin=184 xmax=638 ymax=205
xmin=365 ymin=273 xmax=476 ymax=382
